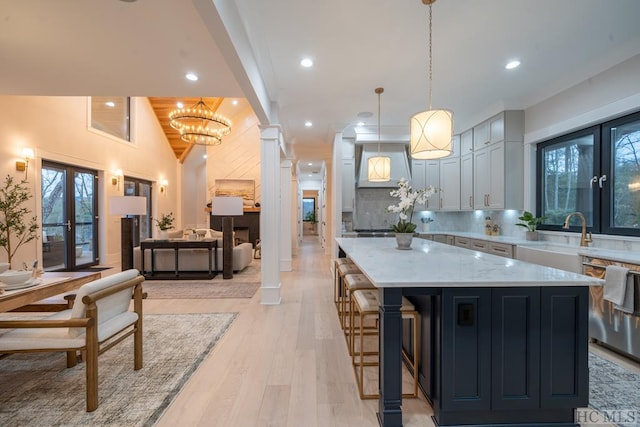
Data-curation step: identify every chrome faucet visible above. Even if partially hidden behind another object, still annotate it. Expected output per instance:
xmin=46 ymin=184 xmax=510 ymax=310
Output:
xmin=562 ymin=212 xmax=592 ymax=247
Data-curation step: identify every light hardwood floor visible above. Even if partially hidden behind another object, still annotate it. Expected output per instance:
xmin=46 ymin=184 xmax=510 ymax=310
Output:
xmin=150 ymin=236 xmax=434 ymax=427
xmin=148 ymin=236 xmax=640 ymax=427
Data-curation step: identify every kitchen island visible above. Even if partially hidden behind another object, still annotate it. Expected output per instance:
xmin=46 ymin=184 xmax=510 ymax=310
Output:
xmin=335 ymin=237 xmax=603 ymax=427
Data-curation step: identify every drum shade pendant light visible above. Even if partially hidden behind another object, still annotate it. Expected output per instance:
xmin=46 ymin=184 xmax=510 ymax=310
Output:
xmin=368 ymin=87 xmax=391 ymax=182
xmin=409 ymin=0 xmax=453 ymax=160
xmin=169 ymin=98 xmax=231 ymax=146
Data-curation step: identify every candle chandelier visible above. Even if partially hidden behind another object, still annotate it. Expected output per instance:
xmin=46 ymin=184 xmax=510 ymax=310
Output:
xmin=409 ymin=0 xmax=453 ymax=160
xmin=169 ymin=98 xmax=232 ymax=146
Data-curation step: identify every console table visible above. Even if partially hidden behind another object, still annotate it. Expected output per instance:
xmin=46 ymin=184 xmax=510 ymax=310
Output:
xmin=140 ymin=239 xmax=218 ymax=280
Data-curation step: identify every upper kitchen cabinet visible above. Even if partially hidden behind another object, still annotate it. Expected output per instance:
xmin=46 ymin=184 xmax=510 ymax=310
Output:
xmin=461 ymin=151 xmax=474 ymax=210
xmin=411 ymin=159 xmax=439 ymax=210
xmin=460 ymin=129 xmax=473 ymax=155
xmin=473 ymin=111 xmax=524 ymax=210
xmin=341 ymin=158 xmax=355 ymax=212
xmin=440 ymin=156 xmax=461 ymax=210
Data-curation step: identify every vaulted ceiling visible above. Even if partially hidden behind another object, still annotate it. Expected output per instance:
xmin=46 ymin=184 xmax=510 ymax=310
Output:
xmin=147 ymin=97 xmax=225 ymax=163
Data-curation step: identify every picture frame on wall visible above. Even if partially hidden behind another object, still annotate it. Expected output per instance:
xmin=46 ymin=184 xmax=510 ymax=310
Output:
xmin=214 ymin=179 xmax=255 ymax=206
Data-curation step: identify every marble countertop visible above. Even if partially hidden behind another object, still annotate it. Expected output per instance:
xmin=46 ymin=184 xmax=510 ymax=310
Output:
xmin=336 ymin=237 xmax=603 ymax=288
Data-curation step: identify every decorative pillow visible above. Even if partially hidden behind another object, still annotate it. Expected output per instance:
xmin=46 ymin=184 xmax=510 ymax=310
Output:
xmin=209 ymin=229 xmax=223 ymax=239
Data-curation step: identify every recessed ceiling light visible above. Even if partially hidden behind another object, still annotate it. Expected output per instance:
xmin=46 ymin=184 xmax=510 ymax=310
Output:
xmin=300 ymin=58 xmax=313 ymax=68
xmin=176 ymin=102 xmax=184 ymax=108
xmin=304 ymin=121 xmax=313 ymax=127
xmin=505 ymin=60 xmax=521 ymax=70
xmin=105 ymin=101 xmax=115 ymax=108
xmin=231 ymin=99 xmax=238 ymax=106
xmin=307 ymin=162 xmax=312 ymax=166
xmin=185 ymin=72 xmax=199 ymax=81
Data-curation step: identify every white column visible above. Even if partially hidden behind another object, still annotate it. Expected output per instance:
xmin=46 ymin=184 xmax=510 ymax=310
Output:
xmin=280 ymin=159 xmax=293 ymax=271
xmin=260 ymin=126 xmax=282 ymax=304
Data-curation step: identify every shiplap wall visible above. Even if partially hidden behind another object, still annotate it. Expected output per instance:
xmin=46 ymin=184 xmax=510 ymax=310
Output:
xmin=206 ymin=105 xmax=262 ymax=204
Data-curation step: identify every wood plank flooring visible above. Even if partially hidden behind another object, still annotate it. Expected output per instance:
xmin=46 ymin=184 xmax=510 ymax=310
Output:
xmin=150 ymin=237 xmax=433 ymax=426
xmin=149 ymin=236 xmax=639 ymax=427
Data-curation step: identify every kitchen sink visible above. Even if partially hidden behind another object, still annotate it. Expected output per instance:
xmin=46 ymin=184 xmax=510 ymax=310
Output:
xmin=515 ymin=243 xmax=583 ymax=273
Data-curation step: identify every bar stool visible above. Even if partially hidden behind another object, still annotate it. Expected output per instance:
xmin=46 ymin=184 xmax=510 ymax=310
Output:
xmin=333 ymin=258 xmax=354 ymax=308
xmin=342 ymin=273 xmax=376 ymax=336
xmin=350 ymin=289 xmax=419 ymax=400
xmin=335 ymin=262 xmax=361 ymax=319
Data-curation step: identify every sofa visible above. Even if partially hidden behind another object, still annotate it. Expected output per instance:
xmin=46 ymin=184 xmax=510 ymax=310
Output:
xmin=132 ymin=229 xmax=253 ymax=274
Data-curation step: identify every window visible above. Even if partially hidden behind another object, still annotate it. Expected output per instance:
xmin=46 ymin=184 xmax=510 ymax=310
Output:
xmin=89 ymin=96 xmax=131 ymax=141
xmin=303 ymin=198 xmax=316 ymax=222
xmin=537 ymin=110 xmax=640 ymax=236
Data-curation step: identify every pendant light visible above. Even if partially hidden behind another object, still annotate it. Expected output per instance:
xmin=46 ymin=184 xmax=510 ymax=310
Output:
xmin=409 ymin=0 xmax=453 ymax=160
xmin=368 ymin=87 xmax=391 ymax=182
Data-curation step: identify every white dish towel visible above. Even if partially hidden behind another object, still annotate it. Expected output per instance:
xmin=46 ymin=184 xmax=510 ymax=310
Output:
xmin=604 ymin=265 xmax=634 ymax=313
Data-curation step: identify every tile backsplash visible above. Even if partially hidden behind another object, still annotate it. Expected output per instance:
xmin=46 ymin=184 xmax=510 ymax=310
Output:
xmin=346 ymin=189 xmax=640 ymax=251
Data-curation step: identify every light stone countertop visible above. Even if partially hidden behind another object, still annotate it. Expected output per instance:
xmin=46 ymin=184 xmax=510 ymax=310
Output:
xmin=336 ymin=237 xmax=603 ymax=288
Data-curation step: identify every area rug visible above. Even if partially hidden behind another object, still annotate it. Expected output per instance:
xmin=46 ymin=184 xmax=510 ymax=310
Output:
xmin=0 ymin=312 xmax=237 ymax=427
xmin=589 ymin=351 xmax=640 ymax=427
xmin=143 ymin=258 xmax=261 ymax=299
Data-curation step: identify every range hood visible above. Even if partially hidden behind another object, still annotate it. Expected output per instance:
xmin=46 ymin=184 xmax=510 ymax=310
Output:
xmin=357 ymin=143 xmax=412 ymax=188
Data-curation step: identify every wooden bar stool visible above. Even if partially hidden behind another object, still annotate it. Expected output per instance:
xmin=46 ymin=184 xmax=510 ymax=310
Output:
xmin=335 ymin=262 xmax=361 ymax=319
xmin=342 ymin=273 xmax=375 ymax=336
xmin=350 ymin=289 xmax=419 ymax=400
xmin=333 ymin=258 xmax=354 ymax=308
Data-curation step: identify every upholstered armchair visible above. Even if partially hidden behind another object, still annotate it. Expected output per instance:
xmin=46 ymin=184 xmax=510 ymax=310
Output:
xmin=0 ymin=269 xmax=144 ymax=412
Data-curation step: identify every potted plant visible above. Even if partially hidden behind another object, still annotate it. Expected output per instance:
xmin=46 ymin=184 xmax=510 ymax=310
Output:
xmin=154 ymin=212 xmax=175 ymax=239
xmin=0 ymin=174 xmax=39 ymax=269
xmin=387 ymin=178 xmax=436 ymax=249
xmin=516 ymin=211 xmax=546 ymax=241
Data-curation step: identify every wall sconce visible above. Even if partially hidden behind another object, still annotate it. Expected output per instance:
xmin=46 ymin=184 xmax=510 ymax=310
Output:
xmin=159 ymin=179 xmax=169 ymax=195
xmin=15 ymin=148 xmax=34 ymax=179
xmin=111 ymin=169 xmax=123 ymax=190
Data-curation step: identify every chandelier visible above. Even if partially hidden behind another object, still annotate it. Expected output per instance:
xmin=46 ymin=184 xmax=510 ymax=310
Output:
xmin=409 ymin=0 xmax=453 ymax=160
xmin=168 ymin=98 xmax=232 ymax=146
xmin=368 ymin=87 xmax=391 ymax=182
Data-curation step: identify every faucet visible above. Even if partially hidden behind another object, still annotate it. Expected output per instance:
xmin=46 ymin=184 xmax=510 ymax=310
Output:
xmin=562 ymin=212 xmax=592 ymax=247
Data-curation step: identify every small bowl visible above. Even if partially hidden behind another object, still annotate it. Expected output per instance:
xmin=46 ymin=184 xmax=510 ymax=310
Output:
xmin=0 ymin=262 xmax=9 ymax=274
xmin=0 ymin=270 xmax=32 ymax=286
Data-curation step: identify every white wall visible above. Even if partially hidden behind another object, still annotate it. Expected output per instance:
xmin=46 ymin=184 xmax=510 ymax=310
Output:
xmin=0 ymin=96 xmax=180 ymax=268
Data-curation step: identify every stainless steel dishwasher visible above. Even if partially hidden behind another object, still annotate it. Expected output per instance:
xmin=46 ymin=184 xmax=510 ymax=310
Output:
xmin=583 ymin=256 xmax=640 ymax=361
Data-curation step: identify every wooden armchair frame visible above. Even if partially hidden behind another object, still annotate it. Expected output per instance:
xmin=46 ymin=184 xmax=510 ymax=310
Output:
xmin=0 ymin=274 xmax=144 ymax=412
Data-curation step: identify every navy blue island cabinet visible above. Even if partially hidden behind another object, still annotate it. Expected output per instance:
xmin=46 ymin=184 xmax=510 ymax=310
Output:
xmin=402 ymin=286 xmax=589 ymax=427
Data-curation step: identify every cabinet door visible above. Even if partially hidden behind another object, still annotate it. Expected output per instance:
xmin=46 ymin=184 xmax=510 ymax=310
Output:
xmin=490 ymin=113 xmax=505 ymax=144
xmin=341 ymin=159 xmax=355 ymax=212
xmin=488 ymin=143 xmax=505 ymax=209
xmin=474 ymin=148 xmax=490 ymax=209
xmin=473 ymin=120 xmax=490 ymax=149
xmin=425 ymin=160 xmax=440 ymax=211
xmin=460 ymin=153 xmax=474 ymax=210
xmin=441 ymin=288 xmax=492 ymax=411
xmin=440 ymin=157 xmax=460 ymax=210
xmin=461 ymin=129 xmax=473 ymax=155
xmin=540 ymin=286 xmax=589 ymax=409
xmin=411 ymin=160 xmax=427 ymax=208
xmin=491 ymin=288 xmax=540 ymax=410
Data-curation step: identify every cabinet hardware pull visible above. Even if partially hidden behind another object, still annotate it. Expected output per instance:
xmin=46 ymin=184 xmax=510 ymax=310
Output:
xmin=599 ymin=174 xmax=607 ymax=188
xmin=440 ymin=198 xmax=443 ymax=209
xmin=469 ymin=196 xmax=473 ymax=208
xmin=589 ymin=176 xmax=598 ymax=188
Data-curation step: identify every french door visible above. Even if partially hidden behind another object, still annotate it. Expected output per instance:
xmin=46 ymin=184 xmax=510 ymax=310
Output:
xmin=41 ymin=161 xmax=99 ymax=271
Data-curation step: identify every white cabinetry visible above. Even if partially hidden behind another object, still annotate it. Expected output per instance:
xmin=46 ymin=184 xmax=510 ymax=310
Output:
xmin=341 ymin=159 xmax=355 ymax=212
xmin=460 ymin=153 xmax=474 ymax=210
xmin=425 ymin=160 xmax=440 ymax=211
xmin=473 ymin=111 xmax=524 ymax=210
xmin=439 ymin=156 xmax=460 ymax=210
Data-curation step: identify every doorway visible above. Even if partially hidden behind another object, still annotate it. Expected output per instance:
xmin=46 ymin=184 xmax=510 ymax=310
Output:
xmin=41 ymin=161 xmax=98 ymax=271
xmin=302 ymin=191 xmax=318 ymax=236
